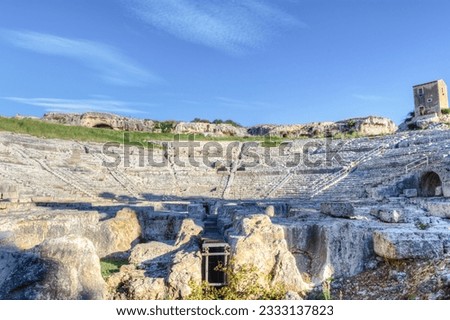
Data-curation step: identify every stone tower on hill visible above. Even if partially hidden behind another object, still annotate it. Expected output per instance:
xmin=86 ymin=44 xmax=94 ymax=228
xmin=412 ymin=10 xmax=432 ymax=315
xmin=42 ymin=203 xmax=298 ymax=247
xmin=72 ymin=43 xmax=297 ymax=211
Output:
xmin=413 ymin=79 xmax=448 ymax=117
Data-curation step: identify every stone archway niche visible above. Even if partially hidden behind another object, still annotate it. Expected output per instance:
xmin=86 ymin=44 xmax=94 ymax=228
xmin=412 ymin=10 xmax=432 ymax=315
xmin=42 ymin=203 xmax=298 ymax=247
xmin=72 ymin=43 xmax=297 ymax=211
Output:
xmin=419 ymin=171 xmax=443 ymax=197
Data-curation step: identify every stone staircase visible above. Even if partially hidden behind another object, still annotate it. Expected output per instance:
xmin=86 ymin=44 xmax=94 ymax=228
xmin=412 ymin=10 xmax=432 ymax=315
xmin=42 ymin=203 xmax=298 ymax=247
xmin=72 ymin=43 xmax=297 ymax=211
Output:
xmin=87 ymin=147 xmax=144 ymax=199
xmin=308 ymin=143 xmax=387 ymax=198
xmin=222 ymin=143 xmax=243 ymax=199
xmin=12 ymin=146 xmax=100 ymax=200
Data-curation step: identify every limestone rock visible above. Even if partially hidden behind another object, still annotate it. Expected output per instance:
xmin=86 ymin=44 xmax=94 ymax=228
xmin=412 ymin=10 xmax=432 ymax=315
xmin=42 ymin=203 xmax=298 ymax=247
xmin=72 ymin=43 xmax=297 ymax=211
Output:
xmin=247 ymin=116 xmax=396 ymax=138
xmin=174 ymin=122 xmax=247 ymax=137
xmin=43 ymin=112 xmax=154 ymax=132
xmin=174 ymin=218 xmax=203 ymax=247
xmin=228 ymin=214 xmax=308 ymax=293
xmin=424 ymin=201 xmax=450 ymax=219
xmin=352 ymin=116 xmax=397 ymax=136
xmin=0 ymin=236 xmax=106 ymax=299
xmin=373 ymin=230 xmax=444 ymax=260
xmin=167 ymin=244 xmax=202 ymax=299
xmin=320 ymin=202 xmax=355 ymax=218
xmin=370 ymin=208 xmax=404 ymax=223
xmin=265 ymin=205 xmax=275 ymax=217
xmin=96 ymin=208 xmax=141 ymax=257
xmin=35 ymin=236 xmax=106 ymax=299
xmin=129 ymin=241 xmax=175 ymax=266
xmin=107 ymin=265 xmax=168 ymax=300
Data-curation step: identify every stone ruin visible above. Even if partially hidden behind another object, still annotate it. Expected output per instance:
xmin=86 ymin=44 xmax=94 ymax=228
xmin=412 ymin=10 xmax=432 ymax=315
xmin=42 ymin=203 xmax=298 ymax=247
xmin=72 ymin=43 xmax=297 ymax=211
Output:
xmin=0 ymin=128 xmax=449 ymax=300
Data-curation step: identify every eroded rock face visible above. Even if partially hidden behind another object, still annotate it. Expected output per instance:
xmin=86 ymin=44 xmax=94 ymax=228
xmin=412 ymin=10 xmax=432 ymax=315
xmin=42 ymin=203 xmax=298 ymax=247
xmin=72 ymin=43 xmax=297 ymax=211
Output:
xmin=128 ymin=241 xmax=175 ymax=266
xmin=43 ymin=112 xmax=154 ymax=132
xmin=228 ymin=214 xmax=309 ymax=293
xmin=0 ymin=208 xmax=141 ymax=258
xmin=248 ymin=116 xmax=397 ymax=138
xmin=174 ymin=122 xmax=247 ymax=137
xmin=0 ymin=236 xmax=105 ymax=300
xmin=167 ymin=243 xmax=202 ymax=299
xmin=107 ymin=218 xmax=203 ymax=300
xmin=107 ymin=265 xmax=168 ymax=300
xmin=96 ymin=208 xmax=141 ymax=257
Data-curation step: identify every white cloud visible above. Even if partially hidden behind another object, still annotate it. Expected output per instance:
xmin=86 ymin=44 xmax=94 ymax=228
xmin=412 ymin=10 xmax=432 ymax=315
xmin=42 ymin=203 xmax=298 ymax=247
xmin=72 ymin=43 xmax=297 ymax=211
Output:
xmin=124 ymin=0 xmax=303 ymax=55
xmin=0 ymin=29 xmax=161 ymax=86
xmin=3 ymin=97 xmax=154 ymax=115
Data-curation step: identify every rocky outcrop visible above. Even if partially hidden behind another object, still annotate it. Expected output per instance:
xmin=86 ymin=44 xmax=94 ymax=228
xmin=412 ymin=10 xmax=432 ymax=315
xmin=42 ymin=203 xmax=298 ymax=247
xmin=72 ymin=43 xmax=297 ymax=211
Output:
xmin=41 ymin=112 xmax=396 ymax=138
xmin=248 ymin=116 xmax=397 ymax=138
xmin=0 ymin=208 xmax=141 ymax=258
xmin=107 ymin=218 xmax=203 ymax=300
xmin=43 ymin=112 xmax=154 ymax=132
xmin=228 ymin=214 xmax=309 ymax=293
xmin=0 ymin=236 xmax=106 ymax=299
xmin=167 ymin=243 xmax=202 ymax=298
xmin=174 ymin=122 xmax=247 ymax=137
xmin=107 ymin=265 xmax=168 ymax=300
xmin=96 ymin=208 xmax=141 ymax=257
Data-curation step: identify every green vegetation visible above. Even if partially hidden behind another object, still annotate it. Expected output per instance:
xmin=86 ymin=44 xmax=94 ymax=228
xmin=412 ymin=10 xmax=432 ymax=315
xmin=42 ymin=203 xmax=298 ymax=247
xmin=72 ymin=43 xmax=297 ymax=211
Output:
xmin=154 ymin=120 xmax=177 ymax=133
xmin=441 ymin=108 xmax=450 ymax=115
xmin=192 ymin=118 xmax=242 ymax=127
xmin=0 ymin=117 xmax=280 ymax=145
xmin=187 ymin=262 xmax=288 ymax=300
xmin=346 ymin=119 xmax=356 ymax=128
xmin=321 ymin=277 xmax=333 ymax=300
xmin=100 ymin=258 xmax=128 ymax=279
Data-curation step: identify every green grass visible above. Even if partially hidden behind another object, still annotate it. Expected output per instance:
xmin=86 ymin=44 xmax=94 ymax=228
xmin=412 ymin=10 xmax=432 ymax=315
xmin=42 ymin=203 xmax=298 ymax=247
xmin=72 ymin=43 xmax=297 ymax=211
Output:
xmin=0 ymin=116 xmax=372 ymax=146
xmin=100 ymin=258 xmax=128 ymax=279
xmin=0 ymin=116 xmax=283 ymax=145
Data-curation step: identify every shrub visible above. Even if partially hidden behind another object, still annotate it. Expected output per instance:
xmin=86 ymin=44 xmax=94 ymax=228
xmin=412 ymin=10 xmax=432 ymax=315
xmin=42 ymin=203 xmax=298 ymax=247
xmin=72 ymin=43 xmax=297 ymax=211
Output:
xmin=192 ymin=118 xmax=211 ymax=123
xmin=346 ymin=119 xmax=356 ymax=128
xmin=100 ymin=258 xmax=128 ymax=279
xmin=187 ymin=261 xmax=288 ymax=300
xmin=441 ymin=108 xmax=450 ymax=115
xmin=154 ymin=121 xmax=176 ymax=133
xmin=212 ymin=119 xmax=242 ymax=127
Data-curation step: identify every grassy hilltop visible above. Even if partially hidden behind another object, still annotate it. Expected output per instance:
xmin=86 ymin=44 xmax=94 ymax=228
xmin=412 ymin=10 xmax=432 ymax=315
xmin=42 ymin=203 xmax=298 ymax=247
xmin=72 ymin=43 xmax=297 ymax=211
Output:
xmin=0 ymin=116 xmax=282 ymax=146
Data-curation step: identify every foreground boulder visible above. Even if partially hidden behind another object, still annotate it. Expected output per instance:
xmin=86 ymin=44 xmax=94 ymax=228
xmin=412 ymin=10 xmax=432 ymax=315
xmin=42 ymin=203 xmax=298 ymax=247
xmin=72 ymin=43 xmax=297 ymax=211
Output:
xmin=0 ymin=236 xmax=106 ymax=299
xmin=228 ymin=214 xmax=309 ymax=293
xmin=96 ymin=208 xmax=141 ymax=257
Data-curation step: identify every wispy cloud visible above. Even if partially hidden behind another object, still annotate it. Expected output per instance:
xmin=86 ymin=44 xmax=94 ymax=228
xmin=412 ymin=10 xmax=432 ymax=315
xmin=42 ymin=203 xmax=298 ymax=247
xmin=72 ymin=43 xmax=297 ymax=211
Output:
xmin=124 ymin=0 xmax=304 ymax=55
xmin=0 ymin=29 xmax=161 ymax=86
xmin=353 ymin=94 xmax=386 ymax=101
xmin=3 ymin=97 xmax=155 ymax=115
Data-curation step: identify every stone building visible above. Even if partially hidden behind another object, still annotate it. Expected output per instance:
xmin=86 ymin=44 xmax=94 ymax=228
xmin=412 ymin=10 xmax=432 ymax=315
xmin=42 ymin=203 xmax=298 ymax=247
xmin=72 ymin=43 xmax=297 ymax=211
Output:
xmin=413 ymin=79 xmax=448 ymax=117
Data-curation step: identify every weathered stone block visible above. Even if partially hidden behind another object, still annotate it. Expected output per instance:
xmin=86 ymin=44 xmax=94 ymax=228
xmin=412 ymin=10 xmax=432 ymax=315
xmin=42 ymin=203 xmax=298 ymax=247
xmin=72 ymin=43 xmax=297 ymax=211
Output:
xmin=424 ymin=202 xmax=450 ymax=219
xmin=404 ymin=188 xmax=418 ymax=198
xmin=370 ymin=208 xmax=404 ymax=223
xmin=320 ymin=202 xmax=355 ymax=218
xmin=373 ymin=230 xmax=443 ymax=260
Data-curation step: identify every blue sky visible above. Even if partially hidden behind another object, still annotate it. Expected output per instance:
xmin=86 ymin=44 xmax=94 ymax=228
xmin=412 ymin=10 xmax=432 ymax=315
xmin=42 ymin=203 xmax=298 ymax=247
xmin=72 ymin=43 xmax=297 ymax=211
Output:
xmin=0 ymin=0 xmax=449 ymax=126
